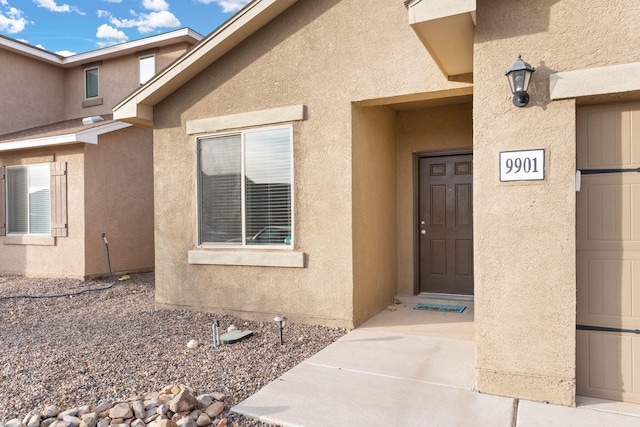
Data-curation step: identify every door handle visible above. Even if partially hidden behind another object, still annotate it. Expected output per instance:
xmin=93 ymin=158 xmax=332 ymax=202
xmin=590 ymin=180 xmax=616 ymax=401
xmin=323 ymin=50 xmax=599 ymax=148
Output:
xmin=420 ymin=229 xmax=427 ymax=235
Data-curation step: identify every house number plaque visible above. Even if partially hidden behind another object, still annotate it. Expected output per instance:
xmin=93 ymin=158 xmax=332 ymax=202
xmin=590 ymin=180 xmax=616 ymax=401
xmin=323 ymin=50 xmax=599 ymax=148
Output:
xmin=499 ymin=149 xmax=545 ymax=182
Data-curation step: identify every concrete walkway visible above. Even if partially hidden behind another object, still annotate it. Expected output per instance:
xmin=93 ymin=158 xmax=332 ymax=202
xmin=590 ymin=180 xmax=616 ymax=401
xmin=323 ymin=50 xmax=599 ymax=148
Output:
xmin=232 ymin=297 xmax=640 ymax=426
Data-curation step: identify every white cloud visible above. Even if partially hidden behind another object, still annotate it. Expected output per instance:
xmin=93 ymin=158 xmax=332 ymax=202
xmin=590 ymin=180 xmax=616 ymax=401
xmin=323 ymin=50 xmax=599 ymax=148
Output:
xmin=97 ymin=9 xmax=110 ymax=18
xmin=102 ymin=0 xmax=122 ymax=3
xmin=96 ymin=23 xmax=128 ymax=42
xmin=33 ymin=0 xmax=84 ymax=15
xmin=110 ymin=10 xmax=180 ymax=34
xmin=194 ymin=0 xmax=249 ymax=13
xmin=0 ymin=4 xmax=29 ymax=33
xmin=142 ymin=0 xmax=169 ymax=12
xmin=56 ymin=49 xmax=76 ymax=56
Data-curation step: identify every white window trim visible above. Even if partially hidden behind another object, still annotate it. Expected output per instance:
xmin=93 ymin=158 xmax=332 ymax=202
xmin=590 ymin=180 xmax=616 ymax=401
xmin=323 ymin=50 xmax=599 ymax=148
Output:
xmin=196 ymin=124 xmax=295 ymax=250
xmin=85 ymin=67 xmax=99 ymax=100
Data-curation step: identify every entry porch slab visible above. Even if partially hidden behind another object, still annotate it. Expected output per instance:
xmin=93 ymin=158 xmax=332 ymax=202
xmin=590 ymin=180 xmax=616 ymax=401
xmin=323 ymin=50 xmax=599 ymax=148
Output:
xmin=231 ymin=297 xmax=519 ymax=426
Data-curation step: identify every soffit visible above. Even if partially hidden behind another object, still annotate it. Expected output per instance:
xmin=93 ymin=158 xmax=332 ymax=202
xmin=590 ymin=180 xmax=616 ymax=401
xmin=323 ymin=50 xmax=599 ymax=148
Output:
xmin=406 ymin=0 xmax=476 ymax=78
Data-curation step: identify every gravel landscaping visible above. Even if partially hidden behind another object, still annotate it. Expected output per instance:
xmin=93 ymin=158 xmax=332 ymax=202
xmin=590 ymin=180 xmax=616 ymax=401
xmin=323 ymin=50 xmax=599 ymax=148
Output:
xmin=0 ymin=273 xmax=346 ymax=426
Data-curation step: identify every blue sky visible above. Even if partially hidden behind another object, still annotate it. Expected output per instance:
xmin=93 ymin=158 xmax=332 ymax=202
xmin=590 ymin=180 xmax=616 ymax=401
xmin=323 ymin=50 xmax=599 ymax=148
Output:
xmin=0 ymin=0 xmax=250 ymax=56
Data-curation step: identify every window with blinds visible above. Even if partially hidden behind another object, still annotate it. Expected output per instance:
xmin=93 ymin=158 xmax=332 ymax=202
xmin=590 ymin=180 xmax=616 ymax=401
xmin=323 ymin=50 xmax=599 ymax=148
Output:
xmin=198 ymin=125 xmax=293 ymax=247
xmin=6 ymin=164 xmax=51 ymax=235
xmin=85 ymin=67 xmax=99 ymax=99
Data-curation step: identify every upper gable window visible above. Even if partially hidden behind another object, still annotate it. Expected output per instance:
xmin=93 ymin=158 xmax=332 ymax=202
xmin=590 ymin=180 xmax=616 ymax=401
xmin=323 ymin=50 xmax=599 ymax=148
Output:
xmin=197 ymin=125 xmax=293 ymax=248
xmin=139 ymin=55 xmax=155 ymax=85
xmin=85 ymin=67 xmax=99 ymax=99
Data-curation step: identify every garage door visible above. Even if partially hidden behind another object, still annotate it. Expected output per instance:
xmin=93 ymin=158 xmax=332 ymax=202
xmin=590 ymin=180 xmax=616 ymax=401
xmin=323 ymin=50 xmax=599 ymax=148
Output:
xmin=576 ymin=101 xmax=640 ymax=402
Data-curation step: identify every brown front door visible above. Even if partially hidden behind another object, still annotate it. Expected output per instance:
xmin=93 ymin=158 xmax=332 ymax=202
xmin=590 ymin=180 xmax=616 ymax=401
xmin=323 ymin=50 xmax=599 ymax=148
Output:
xmin=418 ymin=153 xmax=473 ymax=295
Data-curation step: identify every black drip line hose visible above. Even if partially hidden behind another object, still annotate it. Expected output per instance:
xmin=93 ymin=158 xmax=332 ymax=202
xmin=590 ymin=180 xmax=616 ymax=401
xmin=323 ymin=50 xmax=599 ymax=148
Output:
xmin=0 ymin=233 xmax=119 ymax=301
xmin=0 ymin=281 xmax=118 ymax=301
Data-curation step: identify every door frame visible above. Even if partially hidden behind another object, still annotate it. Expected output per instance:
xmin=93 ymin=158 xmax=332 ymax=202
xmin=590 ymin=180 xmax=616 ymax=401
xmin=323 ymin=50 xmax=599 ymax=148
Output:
xmin=412 ymin=149 xmax=474 ymax=297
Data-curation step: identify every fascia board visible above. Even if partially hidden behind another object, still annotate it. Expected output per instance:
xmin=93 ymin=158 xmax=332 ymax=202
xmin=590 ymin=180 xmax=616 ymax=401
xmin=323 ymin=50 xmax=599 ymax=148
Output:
xmin=113 ymin=0 xmax=298 ymax=125
xmin=0 ymin=122 xmax=131 ymax=152
xmin=1 ymin=28 xmax=203 ymax=68
xmin=0 ymin=36 xmax=62 ymax=65
xmin=60 ymin=28 xmax=203 ymax=68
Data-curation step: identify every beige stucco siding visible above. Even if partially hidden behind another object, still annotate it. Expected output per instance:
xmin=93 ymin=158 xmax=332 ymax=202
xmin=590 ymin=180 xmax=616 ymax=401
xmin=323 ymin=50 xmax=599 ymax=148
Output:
xmin=65 ymin=43 xmax=195 ymax=120
xmin=0 ymin=49 xmax=66 ymax=134
xmin=151 ymin=0 xmax=470 ymax=327
xmin=0 ymin=146 xmax=86 ymax=278
xmin=352 ymin=105 xmax=398 ymax=326
xmin=473 ymin=0 xmax=640 ymax=406
xmin=0 ymin=130 xmax=154 ymax=280
xmin=83 ymin=126 xmax=155 ymax=277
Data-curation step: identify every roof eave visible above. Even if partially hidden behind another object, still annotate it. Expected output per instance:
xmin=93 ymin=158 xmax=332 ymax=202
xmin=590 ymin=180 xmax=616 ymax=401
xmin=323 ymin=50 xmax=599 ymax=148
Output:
xmin=113 ymin=0 xmax=299 ymax=127
xmin=0 ymin=121 xmax=131 ymax=152
xmin=0 ymin=28 xmax=203 ymax=68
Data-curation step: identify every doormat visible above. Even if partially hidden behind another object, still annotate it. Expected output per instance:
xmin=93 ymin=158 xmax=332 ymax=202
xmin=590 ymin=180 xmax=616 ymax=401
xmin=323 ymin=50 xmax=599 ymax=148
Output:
xmin=414 ymin=303 xmax=466 ymax=313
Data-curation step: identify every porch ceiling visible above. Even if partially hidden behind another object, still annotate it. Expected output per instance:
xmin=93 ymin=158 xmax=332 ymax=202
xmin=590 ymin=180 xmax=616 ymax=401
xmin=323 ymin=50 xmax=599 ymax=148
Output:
xmin=406 ymin=0 xmax=476 ymax=78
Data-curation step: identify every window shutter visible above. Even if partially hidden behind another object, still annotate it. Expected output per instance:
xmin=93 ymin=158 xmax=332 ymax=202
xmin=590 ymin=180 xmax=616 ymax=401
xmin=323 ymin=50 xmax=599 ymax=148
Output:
xmin=0 ymin=166 xmax=5 ymax=236
xmin=50 ymin=162 xmax=67 ymax=237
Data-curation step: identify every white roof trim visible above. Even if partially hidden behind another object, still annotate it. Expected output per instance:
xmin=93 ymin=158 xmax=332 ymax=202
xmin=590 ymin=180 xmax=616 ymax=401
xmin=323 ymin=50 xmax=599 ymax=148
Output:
xmin=113 ymin=0 xmax=298 ymax=127
xmin=0 ymin=121 xmax=132 ymax=152
xmin=0 ymin=28 xmax=202 ymax=68
xmin=0 ymin=36 xmax=63 ymax=65
xmin=63 ymin=28 xmax=203 ymax=67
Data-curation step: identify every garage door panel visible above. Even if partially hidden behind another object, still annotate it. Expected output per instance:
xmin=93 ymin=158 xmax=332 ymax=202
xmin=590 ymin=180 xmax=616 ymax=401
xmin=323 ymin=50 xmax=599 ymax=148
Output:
xmin=577 ymin=101 xmax=640 ymax=403
xmin=586 ymin=184 xmax=630 ymax=241
xmin=634 ymin=184 xmax=640 ymax=241
xmin=577 ymin=330 xmax=640 ymax=402
xmin=583 ymin=108 xmax=638 ymax=168
xmin=577 ymin=254 xmax=640 ymax=326
xmin=632 ymin=110 xmax=640 ymax=164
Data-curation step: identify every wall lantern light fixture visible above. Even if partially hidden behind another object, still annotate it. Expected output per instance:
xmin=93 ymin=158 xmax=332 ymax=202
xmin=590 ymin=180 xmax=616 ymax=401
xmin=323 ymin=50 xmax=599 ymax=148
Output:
xmin=505 ymin=55 xmax=536 ymax=107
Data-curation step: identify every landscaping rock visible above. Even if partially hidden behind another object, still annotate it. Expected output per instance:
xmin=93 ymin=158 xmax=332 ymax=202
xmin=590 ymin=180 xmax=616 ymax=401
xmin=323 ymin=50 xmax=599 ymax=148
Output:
xmin=168 ymin=390 xmax=197 ymax=414
xmin=108 ymin=404 xmax=131 ymax=421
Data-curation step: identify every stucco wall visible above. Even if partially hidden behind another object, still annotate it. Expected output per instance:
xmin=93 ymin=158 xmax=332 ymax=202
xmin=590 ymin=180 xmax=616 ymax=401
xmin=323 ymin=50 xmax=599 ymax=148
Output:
xmin=64 ymin=43 xmax=194 ymax=119
xmin=352 ymin=105 xmax=398 ymax=326
xmin=0 ymin=49 xmax=66 ymax=134
xmin=0 ymin=145 xmax=86 ymax=278
xmin=473 ymin=0 xmax=640 ymax=406
xmin=151 ymin=0 xmax=469 ymax=327
xmin=83 ymin=126 xmax=155 ymax=278
xmin=395 ymin=103 xmax=473 ymax=296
